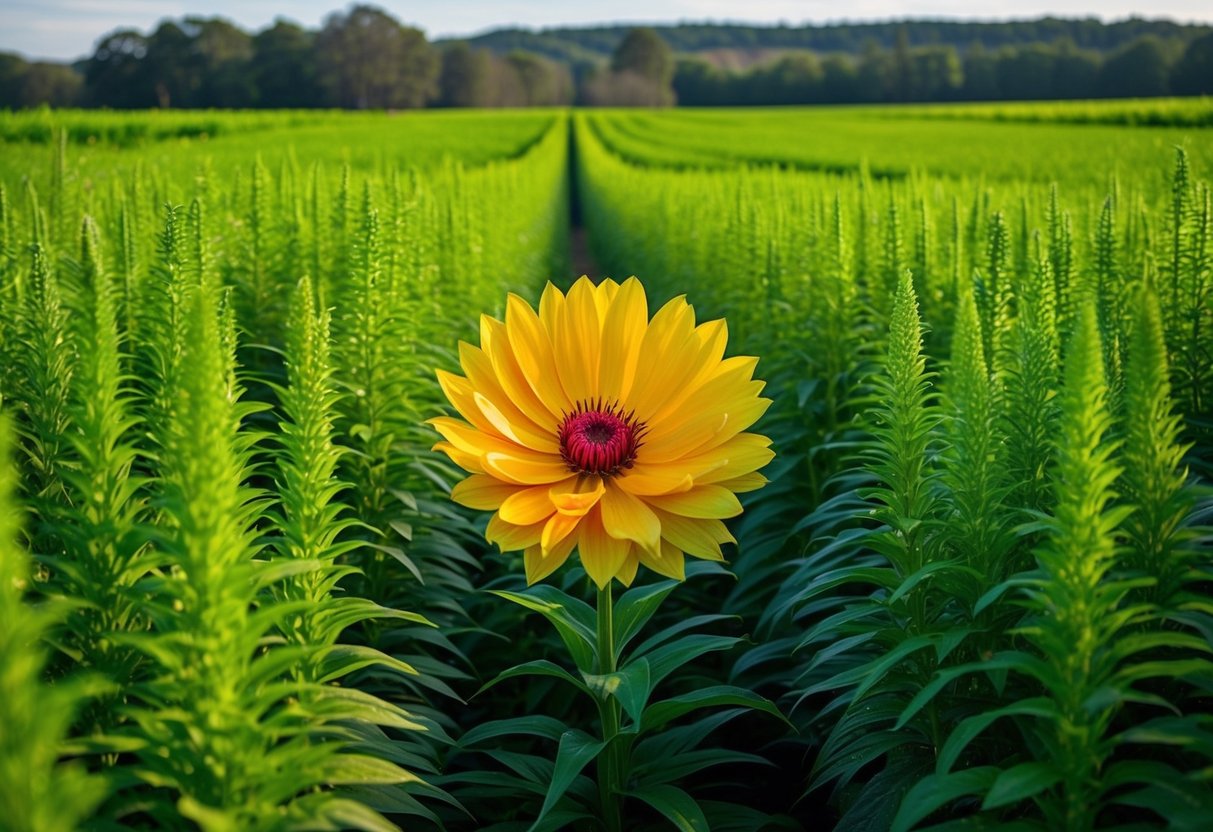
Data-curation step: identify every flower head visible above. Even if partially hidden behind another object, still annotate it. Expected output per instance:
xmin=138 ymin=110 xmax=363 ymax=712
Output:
xmin=431 ymin=277 xmax=773 ymax=588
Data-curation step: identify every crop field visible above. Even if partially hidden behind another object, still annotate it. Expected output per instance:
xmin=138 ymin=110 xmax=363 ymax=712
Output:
xmin=1 ymin=101 xmax=1212 ymax=831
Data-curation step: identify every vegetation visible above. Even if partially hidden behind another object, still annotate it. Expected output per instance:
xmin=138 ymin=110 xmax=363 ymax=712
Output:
xmin=3 ymin=11 xmax=1213 ymax=108
xmin=1 ymin=98 xmax=1212 ymax=830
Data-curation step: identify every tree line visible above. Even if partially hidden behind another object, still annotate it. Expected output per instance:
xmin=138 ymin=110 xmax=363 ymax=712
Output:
xmin=674 ymin=32 xmax=1213 ymax=106
xmin=0 ymin=6 xmax=1211 ymax=110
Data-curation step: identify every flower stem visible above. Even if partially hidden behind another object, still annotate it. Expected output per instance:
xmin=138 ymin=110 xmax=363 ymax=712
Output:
xmin=596 ymin=582 xmax=622 ymax=832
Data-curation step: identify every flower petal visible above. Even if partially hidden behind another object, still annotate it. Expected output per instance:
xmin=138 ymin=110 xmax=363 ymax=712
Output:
xmin=648 ymin=485 xmax=743 ymax=519
xmin=506 ymin=292 xmax=573 ymax=417
xmin=480 ymin=314 xmax=562 ymax=430
xmin=500 ymin=481 xmax=568 ymax=526
xmin=638 ymin=539 xmax=686 ymax=581
xmin=652 ymin=509 xmax=734 ymax=561
xmin=600 ymin=480 xmax=661 ymax=553
xmin=486 ymin=513 xmax=544 ymax=552
xmin=524 ymin=533 xmax=577 ymax=585
xmin=616 ymin=467 xmax=694 ymax=497
xmin=474 ymin=392 xmax=558 ymax=453
xmin=598 ymin=277 xmax=648 ymax=403
xmin=484 ymin=451 xmax=573 ymax=485
xmin=578 ymin=506 xmax=631 ymax=589
xmin=549 ymin=476 xmax=606 ymax=517
xmin=451 ymin=474 xmax=518 ymax=510
xmin=432 ymin=441 xmax=485 ymax=474
xmin=541 ymin=511 xmax=582 ymax=555
xmin=552 ymin=277 xmax=601 ymax=405
xmin=436 ymin=369 xmax=500 ymax=438
xmin=459 ymin=341 xmax=555 ymax=449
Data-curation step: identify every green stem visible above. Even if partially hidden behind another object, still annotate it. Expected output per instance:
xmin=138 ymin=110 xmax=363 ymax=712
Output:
xmin=596 ymin=582 xmax=622 ymax=832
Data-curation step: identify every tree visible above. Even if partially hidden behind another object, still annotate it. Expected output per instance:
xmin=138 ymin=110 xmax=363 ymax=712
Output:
xmin=820 ymin=55 xmax=858 ymax=104
xmin=0 ymin=53 xmax=27 ymax=108
xmin=438 ymin=42 xmax=493 ymax=107
xmin=673 ymin=58 xmax=728 ymax=105
xmin=84 ymin=29 xmax=151 ymax=107
xmin=582 ymin=70 xmax=673 ymax=106
xmin=19 ymin=63 xmax=82 ymax=107
xmin=1172 ymin=32 xmax=1213 ymax=95
xmin=183 ymin=17 xmax=254 ymax=107
xmin=143 ymin=21 xmax=193 ymax=107
xmin=1098 ymin=35 xmax=1172 ymax=98
xmin=962 ymin=42 xmax=999 ymax=100
xmin=997 ymin=44 xmax=1056 ymax=100
xmin=314 ymin=5 xmax=438 ymax=109
xmin=611 ymin=28 xmax=673 ymax=85
xmin=748 ymin=52 xmax=823 ymax=104
xmin=910 ymin=46 xmax=962 ymax=101
xmin=1051 ymin=39 xmax=1099 ymax=99
xmin=251 ymin=20 xmax=320 ymax=108
xmin=506 ymin=51 xmax=572 ymax=106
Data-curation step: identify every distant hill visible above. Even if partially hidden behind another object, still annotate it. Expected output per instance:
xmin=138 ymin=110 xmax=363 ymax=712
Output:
xmin=459 ymin=16 xmax=1213 ymax=72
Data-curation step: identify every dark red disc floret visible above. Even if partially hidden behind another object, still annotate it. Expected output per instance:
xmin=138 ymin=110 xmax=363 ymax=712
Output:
xmin=558 ymin=399 xmax=644 ymax=477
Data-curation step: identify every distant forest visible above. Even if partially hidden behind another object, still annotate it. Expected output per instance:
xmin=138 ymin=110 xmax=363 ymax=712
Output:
xmin=1 ymin=6 xmax=1212 ymax=110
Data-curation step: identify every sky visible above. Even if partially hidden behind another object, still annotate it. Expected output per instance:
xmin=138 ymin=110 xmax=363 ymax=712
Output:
xmin=1 ymin=0 xmax=1211 ymax=62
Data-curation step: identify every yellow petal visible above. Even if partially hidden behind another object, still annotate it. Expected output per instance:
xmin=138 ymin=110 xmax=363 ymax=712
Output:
xmin=481 ymin=314 xmax=562 ymax=429
xmin=436 ymin=369 xmax=501 ymax=438
xmin=638 ymin=539 xmax=686 ymax=581
xmin=524 ymin=534 xmax=577 ymax=585
xmin=577 ymin=506 xmax=631 ymax=589
xmin=484 ymin=451 xmax=573 ymax=485
xmin=539 ymin=281 xmax=566 ymax=341
xmin=593 ymin=277 xmax=619 ymax=321
xmin=486 ymin=513 xmax=545 ymax=552
xmin=616 ymin=467 xmax=694 ymax=497
xmin=600 ymin=480 xmax=661 ymax=553
xmin=681 ymin=433 xmax=775 ymax=483
xmin=474 ymin=392 xmax=559 ymax=453
xmin=506 ymin=293 xmax=573 ymax=416
xmin=648 ymin=485 xmax=743 ymax=519
xmin=432 ymin=441 xmax=485 ymax=474
xmin=541 ymin=511 xmax=582 ymax=555
xmin=451 ymin=475 xmax=518 ymax=510
xmin=459 ymin=341 xmax=555 ymax=447
xmin=717 ymin=473 xmax=769 ymax=493
xmin=549 ymin=475 xmax=606 ymax=517
xmin=626 ymin=296 xmax=699 ymax=422
xmin=500 ymin=481 xmax=568 ymax=526
xmin=617 ymin=550 xmax=640 ymax=586
xmin=647 ymin=319 xmax=730 ymax=424
xmin=552 ymin=277 xmax=601 ymax=405
xmin=430 ymin=416 xmax=542 ymax=460
xmin=640 ymin=411 xmax=729 ymax=465
xmin=598 ymin=277 xmax=648 ymax=402
xmin=652 ymin=509 xmax=734 ymax=561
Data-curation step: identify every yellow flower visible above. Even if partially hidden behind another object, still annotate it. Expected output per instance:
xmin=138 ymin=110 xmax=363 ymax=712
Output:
xmin=431 ymin=276 xmax=773 ymax=588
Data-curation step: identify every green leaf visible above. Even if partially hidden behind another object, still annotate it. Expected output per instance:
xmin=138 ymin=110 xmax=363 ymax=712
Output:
xmin=890 ymin=768 xmax=999 ymax=832
xmin=529 ymin=730 xmax=605 ymax=832
xmin=614 ymin=579 xmax=680 ymax=656
xmin=459 ymin=716 xmax=570 ymax=747
xmin=583 ymin=657 xmax=652 ymax=726
xmin=492 ymin=587 xmax=597 ymax=671
xmin=641 ymin=685 xmax=789 ymax=733
xmin=628 ymin=784 xmax=709 ymax=832
xmin=981 ymin=762 xmax=1061 ymax=809
xmin=937 ymin=698 xmax=1055 ymax=775
xmin=643 ymin=634 xmax=743 ymax=687
xmin=478 ymin=659 xmax=590 ymax=698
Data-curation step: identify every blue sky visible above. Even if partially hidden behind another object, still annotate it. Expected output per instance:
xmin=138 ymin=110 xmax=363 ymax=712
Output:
xmin=2 ymin=0 xmax=1211 ymax=61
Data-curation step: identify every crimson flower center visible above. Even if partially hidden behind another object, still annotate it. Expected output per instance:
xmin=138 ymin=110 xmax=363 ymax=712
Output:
xmin=558 ymin=400 xmax=642 ymax=477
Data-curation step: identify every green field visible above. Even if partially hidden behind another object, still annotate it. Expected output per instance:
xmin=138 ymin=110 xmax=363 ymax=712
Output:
xmin=1 ymin=100 xmax=1212 ymax=831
